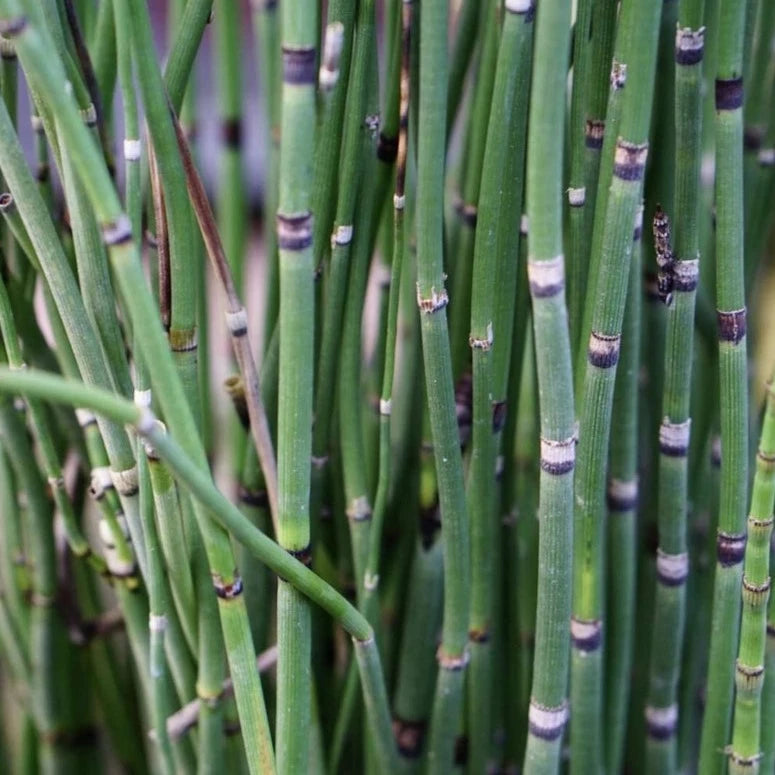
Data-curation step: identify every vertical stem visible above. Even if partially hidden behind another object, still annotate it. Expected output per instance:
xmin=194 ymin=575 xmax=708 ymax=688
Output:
xmin=698 ymin=0 xmax=749 ymax=768
xmin=570 ymin=0 xmax=661 ymax=768
xmin=522 ymin=0 xmax=574 ymax=770
xmin=275 ymin=0 xmax=316 ymax=769
xmin=762 ymin=539 xmax=775 ymax=770
xmin=729 ymin=377 xmax=775 ymax=773
xmin=643 ymin=3 xmax=705 ymax=769
xmin=604 ymin=206 xmax=642 ymax=775
xmin=465 ymin=3 xmax=533 ymax=769
xmin=214 ymin=0 xmax=246 ymax=292
xmin=415 ymin=0 xmax=471 ymax=768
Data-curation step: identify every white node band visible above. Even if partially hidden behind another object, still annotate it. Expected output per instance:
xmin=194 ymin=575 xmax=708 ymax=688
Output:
xmin=136 ymin=408 xmax=158 ymax=436
xmin=133 ymin=388 xmax=152 ymax=408
xmin=149 ymin=614 xmax=168 ymax=632
xmin=225 ymin=307 xmax=249 ymax=335
xmin=527 ymin=254 xmax=565 ymax=298
xmin=568 ymin=187 xmax=586 ymax=206
xmin=332 ymin=224 xmax=353 ymax=246
xmin=111 ymin=466 xmax=139 ymax=497
xmin=91 ymin=466 xmax=114 ymax=497
xmin=505 ymin=0 xmax=532 ymax=11
xmin=656 ymin=550 xmax=689 ymax=584
xmin=346 ymin=495 xmax=371 ymax=522
xmin=124 ymin=138 xmax=141 ymax=161
xmin=540 ymin=434 xmax=576 ymax=475
xmin=659 ymin=418 xmax=691 ymax=455
xmin=528 ymin=701 xmax=568 ymax=740
xmin=416 ymin=284 xmax=449 ymax=313
xmin=76 ymin=408 xmax=97 ymax=427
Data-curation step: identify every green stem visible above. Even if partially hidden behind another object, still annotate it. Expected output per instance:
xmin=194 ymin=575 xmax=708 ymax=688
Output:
xmin=604 ymin=208 xmax=642 ymax=775
xmin=414 ymin=0 xmax=471 ymax=768
xmin=698 ymin=0 xmax=749 ymax=768
xmin=643 ymin=4 xmax=705 ymax=769
xmin=520 ymin=0 xmax=575 ymax=770
xmin=729 ymin=377 xmax=775 ymax=773
xmin=570 ymin=0 xmax=661 ymax=767
xmin=465 ymin=4 xmax=533 ymax=768
xmin=274 ymin=0 xmax=318 ymax=767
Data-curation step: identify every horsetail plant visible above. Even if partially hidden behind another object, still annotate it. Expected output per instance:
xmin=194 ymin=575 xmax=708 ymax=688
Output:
xmin=275 ymin=0 xmax=317 ymax=767
xmin=570 ymin=0 xmax=661 ymax=768
xmin=522 ymin=0 xmax=575 ymax=770
xmin=699 ymin=0 xmax=750 ymax=769
xmin=1 ymin=2 xmax=775 ymax=773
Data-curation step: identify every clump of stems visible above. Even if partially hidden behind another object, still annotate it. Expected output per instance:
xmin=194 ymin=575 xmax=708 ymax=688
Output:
xmin=0 ymin=2 xmax=773 ymax=773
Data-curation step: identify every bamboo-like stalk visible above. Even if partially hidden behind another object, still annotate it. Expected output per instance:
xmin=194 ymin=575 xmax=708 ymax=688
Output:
xmin=250 ymin=0 xmax=282 ymax=349
xmin=145 ymin=439 xmax=197 ymax=655
xmin=567 ymin=0 xmax=619 ymax=357
xmin=90 ymin=0 xmax=115 ymax=115
xmin=643 ymin=5 xmax=705 ymax=768
xmin=274 ymin=0 xmax=317 ymax=768
xmin=309 ymin=0 xmax=371 ymax=551
xmin=566 ymin=0 xmax=596 ymax=351
xmin=490 ymin=13 xmax=534 ymax=421
xmin=124 ymin=1 xmax=200 ymax=427
xmin=136 ymin=446 xmax=175 ymax=775
xmin=569 ymin=0 xmax=661 ymax=767
xmin=465 ymin=2 xmax=534 ymax=768
xmin=728 ymin=376 xmax=775 ymax=773
xmin=446 ymin=0 xmax=480 ymax=136
xmin=762 ymin=548 xmax=775 ymax=770
xmin=310 ymin=0 xmax=355 ymax=271
xmin=447 ymin=0 xmax=498 ymax=384
xmin=520 ymin=0 xmax=575 ymax=770
xmin=214 ymin=0 xmax=246 ymax=293
xmin=391 ymin=539 xmax=444 ymax=768
xmin=623 ymin=40 xmax=677 ymax=759
xmin=604 ymin=206 xmax=642 ymax=775
xmin=414 ymin=0 xmax=471 ymax=768
xmin=698 ymin=0 xmax=749 ymax=769
xmin=111 ymin=0 xmax=140 ymax=243
xmin=676 ymin=346 xmax=718 ymax=771
xmin=505 ymin=331 xmax=539 ymax=770
xmin=337 ymin=0 xmax=380 ymax=611
xmin=0 ymin=447 xmax=28 ymax=656
xmin=361 ymin=0 xmax=411 ymax=629
xmin=573 ymin=57 xmax=628 ymax=379
xmin=163 ymin=0 xmax=212 ymax=111
xmin=60 ymin=0 xmax=112 ymax=174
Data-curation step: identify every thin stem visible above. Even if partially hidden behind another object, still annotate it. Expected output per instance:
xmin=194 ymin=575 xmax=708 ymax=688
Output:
xmin=522 ymin=0 xmax=575 ymax=769
xmin=644 ymin=4 xmax=705 ymax=768
xmin=415 ymin=0 xmax=471 ymax=767
xmin=570 ymin=0 xmax=661 ymax=767
xmin=465 ymin=3 xmax=534 ymax=768
xmin=274 ymin=0 xmax=317 ymax=767
xmin=171 ymin=113 xmax=280 ymax=535
xmin=729 ymin=377 xmax=775 ymax=773
xmin=604 ymin=207 xmax=642 ymax=775
xmin=698 ymin=0 xmax=749 ymax=768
